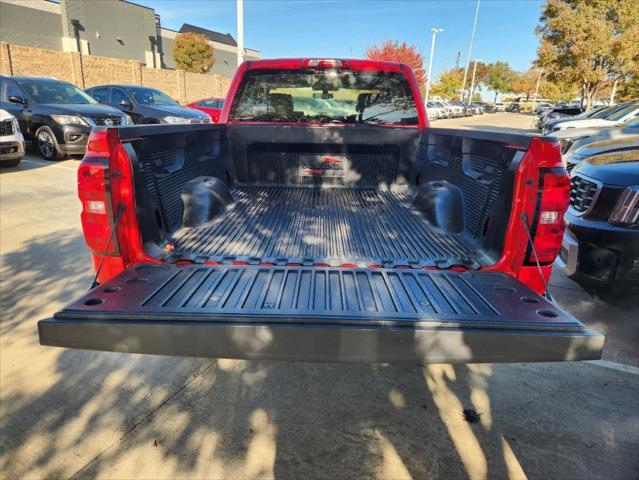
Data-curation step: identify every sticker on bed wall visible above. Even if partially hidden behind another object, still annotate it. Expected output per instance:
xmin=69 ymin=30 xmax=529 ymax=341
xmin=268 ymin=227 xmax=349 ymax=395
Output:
xmin=299 ymin=155 xmax=347 ymax=177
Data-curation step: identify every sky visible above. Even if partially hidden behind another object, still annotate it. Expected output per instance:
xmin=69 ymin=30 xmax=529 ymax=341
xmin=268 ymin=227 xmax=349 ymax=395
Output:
xmin=137 ymin=0 xmax=544 ymax=81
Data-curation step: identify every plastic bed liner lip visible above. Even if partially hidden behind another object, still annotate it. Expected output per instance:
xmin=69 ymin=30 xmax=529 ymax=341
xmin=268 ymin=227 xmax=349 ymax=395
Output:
xmin=169 ymin=187 xmax=484 ymax=269
xmin=38 ymin=264 xmax=604 ymax=363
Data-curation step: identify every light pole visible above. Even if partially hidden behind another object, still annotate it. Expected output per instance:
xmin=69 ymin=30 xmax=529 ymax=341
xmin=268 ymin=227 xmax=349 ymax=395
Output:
xmin=424 ymin=28 xmax=444 ymax=105
xmin=530 ymin=68 xmax=543 ymax=127
xmin=468 ymin=59 xmax=480 ymax=103
xmin=531 ymin=68 xmax=543 ymax=113
xmin=609 ymin=78 xmax=618 ymax=105
xmin=236 ymin=0 xmax=244 ymax=67
xmin=460 ymin=0 xmax=481 ymax=102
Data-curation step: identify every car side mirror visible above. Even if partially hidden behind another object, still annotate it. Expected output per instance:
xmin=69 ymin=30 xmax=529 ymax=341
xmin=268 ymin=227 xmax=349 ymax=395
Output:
xmin=8 ymin=95 xmax=27 ymax=106
xmin=120 ymin=99 xmax=132 ymax=109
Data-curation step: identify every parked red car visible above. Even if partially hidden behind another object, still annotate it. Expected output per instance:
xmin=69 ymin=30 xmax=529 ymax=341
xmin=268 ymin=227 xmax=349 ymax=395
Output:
xmin=185 ymin=97 xmax=225 ymax=123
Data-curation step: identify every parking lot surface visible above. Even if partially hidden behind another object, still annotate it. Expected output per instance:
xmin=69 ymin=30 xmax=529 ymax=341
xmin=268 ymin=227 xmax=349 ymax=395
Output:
xmin=1 ymin=113 xmax=638 ymax=480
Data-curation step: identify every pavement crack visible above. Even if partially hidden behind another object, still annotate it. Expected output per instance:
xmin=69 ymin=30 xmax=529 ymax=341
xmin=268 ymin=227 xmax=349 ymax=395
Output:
xmin=67 ymin=359 xmax=218 ymax=480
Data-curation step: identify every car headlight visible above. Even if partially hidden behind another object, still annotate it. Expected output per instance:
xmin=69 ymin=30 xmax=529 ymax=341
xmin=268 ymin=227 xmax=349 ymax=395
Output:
xmin=609 ymin=185 xmax=639 ymax=227
xmin=51 ymin=115 xmax=89 ymax=126
xmin=11 ymin=118 xmax=20 ymax=133
xmin=122 ymin=114 xmax=133 ymax=126
xmin=162 ymin=116 xmax=189 ymax=124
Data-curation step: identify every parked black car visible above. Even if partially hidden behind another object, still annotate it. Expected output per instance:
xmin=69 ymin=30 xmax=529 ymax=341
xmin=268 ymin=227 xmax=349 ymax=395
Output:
xmin=565 ymin=135 xmax=639 ymax=174
xmin=0 ymin=75 xmax=130 ymax=160
xmin=86 ymin=85 xmax=210 ymax=125
xmin=474 ymin=102 xmax=494 ymax=113
xmin=559 ymin=146 xmax=639 ymax=285
xmin=506 ymin=102 xmax=520 ymax=113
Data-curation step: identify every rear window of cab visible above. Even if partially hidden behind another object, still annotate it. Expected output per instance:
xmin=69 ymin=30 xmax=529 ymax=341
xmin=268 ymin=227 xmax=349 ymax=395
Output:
xmin=229 ymin=69 xmax=418 ymax=125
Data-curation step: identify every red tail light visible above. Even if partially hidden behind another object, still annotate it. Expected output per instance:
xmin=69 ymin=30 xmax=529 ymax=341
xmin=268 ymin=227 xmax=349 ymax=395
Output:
xmin=526 ymin=140 xmax=570 ymax=264
xmin=78 ymin=130 xmax=119 ymax=255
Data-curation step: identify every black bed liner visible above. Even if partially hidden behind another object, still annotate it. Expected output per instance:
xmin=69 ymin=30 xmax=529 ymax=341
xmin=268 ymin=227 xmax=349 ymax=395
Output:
xmin=170 ymin=186 xmax=483 ymax=269
xmin=39 ymin=264 xmax=604 ymax=363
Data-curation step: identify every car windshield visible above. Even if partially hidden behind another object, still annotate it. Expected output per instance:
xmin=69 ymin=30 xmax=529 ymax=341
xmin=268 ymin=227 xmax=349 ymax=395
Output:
xmin=607 ymin=104 xmax=639 ymax=122
xmin=593 ymin=102 xmax=632 ymax=119
xmin=15 ymin=78 xmax=96 ymax=104
xmin=129 ymin=88 xmax=178 ymax=106
xmin=588 ymin=105 xmax=617 ymax=118
xmin=229 ymin=69 xmax=418 ymax=125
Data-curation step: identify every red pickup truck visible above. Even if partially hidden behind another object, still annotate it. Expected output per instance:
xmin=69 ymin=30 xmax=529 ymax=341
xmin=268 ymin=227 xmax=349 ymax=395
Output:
xmin=39 ymin=59 xmax=603 ymax=363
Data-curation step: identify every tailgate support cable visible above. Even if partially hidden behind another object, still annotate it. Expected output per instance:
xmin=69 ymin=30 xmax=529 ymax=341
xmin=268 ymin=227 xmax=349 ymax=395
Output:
xmin=520 ymin=212 xmax=554 ymax=302
xmin=91 ymin=204 xmax=125 ymax=289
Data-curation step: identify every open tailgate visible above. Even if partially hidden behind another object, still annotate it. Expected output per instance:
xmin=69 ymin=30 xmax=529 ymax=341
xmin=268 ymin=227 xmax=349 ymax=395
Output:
xmin=39 ymin=264 xmax=603 ymax=363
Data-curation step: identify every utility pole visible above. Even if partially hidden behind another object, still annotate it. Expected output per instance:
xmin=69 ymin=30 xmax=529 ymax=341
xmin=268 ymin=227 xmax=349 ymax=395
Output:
xmin=236 ymin=0 xmax=244 ymax=67
xmin=424 ymin=28 xmax=444 ymax=105
xmin=530 ymin=68 xmax=543 ymax=127
xmin=460 ymin=0 xmax=481 ymax=102
xmin=455 ymin=50 xmax=461 ymax=70
xmin=70 ymin=19 xmax=85 ymax=88
xmin=468 ymin=59 xmax=480 ymax=103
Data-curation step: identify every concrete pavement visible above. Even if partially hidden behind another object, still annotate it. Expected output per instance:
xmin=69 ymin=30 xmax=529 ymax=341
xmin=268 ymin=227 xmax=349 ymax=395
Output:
xmin=1 ymin=115 xmax=638 ymax=479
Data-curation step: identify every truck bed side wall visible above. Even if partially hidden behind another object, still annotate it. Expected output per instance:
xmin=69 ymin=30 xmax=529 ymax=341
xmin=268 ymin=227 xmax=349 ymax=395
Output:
xmin=122 ymin=124 xmax=524 ymax=267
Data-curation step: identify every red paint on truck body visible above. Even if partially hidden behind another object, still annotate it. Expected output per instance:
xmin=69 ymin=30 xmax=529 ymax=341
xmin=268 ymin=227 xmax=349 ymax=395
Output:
xmin=79 ymin=59 xmax=567 ymax=295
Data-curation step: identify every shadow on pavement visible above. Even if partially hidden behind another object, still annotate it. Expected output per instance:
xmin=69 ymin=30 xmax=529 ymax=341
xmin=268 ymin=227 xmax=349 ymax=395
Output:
xmin=1 ymin=230 xmax=638 ymax=480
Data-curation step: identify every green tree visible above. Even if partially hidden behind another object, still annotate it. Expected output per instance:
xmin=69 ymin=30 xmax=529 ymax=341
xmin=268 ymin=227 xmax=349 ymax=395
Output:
xmin=431 ymin=68 xmax=464 ymax=99
xmin=616 ymin=59 xmax=639 ymax=101
xmin=173 ymin=32 xmax=215 ymax=73
xmin=512 ymin=68 xmax=540 ymax=102
xmin=468 ymin=62 xmax=489 ymax=100
xmin=483 ymin=61 xmax=516 ymax=102
xmin=618 ymin=75 xmax=639 ymax=101
xmin=471 ymin=92 xmax=482 ymax=102
xmin=536 ymin=0 xmax=639 ymax=109
xmin=540 ymin=79 xmax=576 ymax=103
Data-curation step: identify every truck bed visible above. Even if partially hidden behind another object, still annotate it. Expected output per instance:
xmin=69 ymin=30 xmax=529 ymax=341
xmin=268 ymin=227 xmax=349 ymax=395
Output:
xmin=170 ymin=186 xmax=483 ymax=268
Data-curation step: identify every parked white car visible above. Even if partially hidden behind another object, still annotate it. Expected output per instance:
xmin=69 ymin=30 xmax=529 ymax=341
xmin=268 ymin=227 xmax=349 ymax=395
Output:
xmin=442 ymin=100 xmax=464 ymax=117
xmin=551 ymin=102 xmax=639 ymax=132
xmin=426 ymin=101 xmax=445 ymax=120
xmin=0 ymin=109 xmax=25 ymax=168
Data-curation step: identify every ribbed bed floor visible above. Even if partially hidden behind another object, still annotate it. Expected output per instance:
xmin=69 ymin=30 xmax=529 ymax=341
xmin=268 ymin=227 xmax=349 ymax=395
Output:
xmin=171 ymin=186 xmax=480 ymax=267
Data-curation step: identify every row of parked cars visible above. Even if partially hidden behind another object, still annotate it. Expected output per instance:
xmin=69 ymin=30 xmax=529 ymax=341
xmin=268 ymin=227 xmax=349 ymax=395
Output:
xmin=545 ymin=101 xmax=639 ymax=288
xmin=426 ymin=100 xmax=515 ymax=120
xmin=0 ymin=75 xmax=225 ymax=165
xmin=537 ymin=101 xmax=639 ymax=134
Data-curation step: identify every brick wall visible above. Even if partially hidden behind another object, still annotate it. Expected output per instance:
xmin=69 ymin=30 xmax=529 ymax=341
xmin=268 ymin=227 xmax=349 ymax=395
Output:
xmin=82 ymin=54 xmax=141 ymax=89
xmin=1 ymin=43 xmax=76 ymax=84
xmin=141 ymin=67 xmax=181 ymax=100
xmin=184 ymin=72 xmax=231 ymax=102
xmin=0 ymin=42 xmax=230 ymax=102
